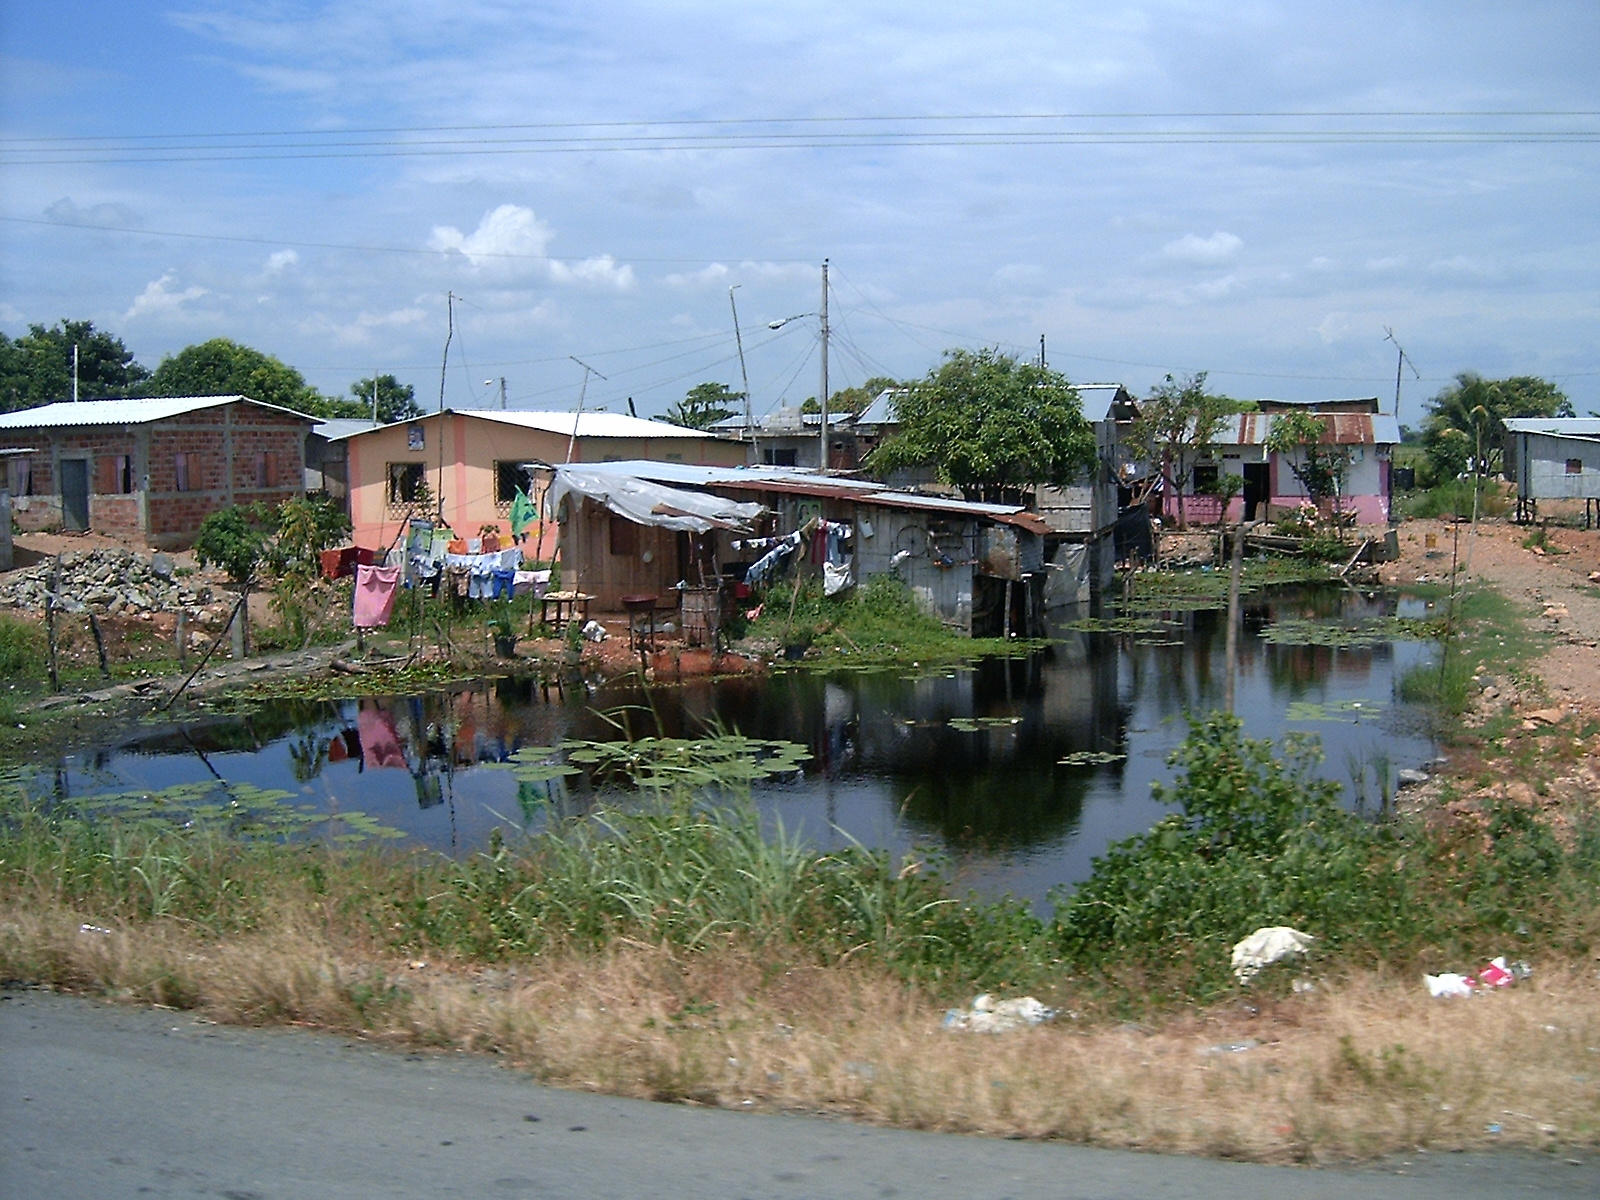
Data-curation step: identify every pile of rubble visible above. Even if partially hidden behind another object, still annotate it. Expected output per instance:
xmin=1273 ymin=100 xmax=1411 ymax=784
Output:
xmin=0 ymin=549 xmax=214 ymax=616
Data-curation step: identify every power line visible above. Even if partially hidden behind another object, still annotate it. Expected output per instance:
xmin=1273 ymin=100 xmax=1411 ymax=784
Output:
xmin=0 ymin=213 xmax=812 ymax=265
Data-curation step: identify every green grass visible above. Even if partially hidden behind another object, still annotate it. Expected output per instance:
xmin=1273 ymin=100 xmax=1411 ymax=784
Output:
xmin=744 ymin=575 xmax=1036 ymax=666
xmin=0 ymin=615 xmax=47 ymax=677
xmin=1397 ymin=583 xmax=1547 ymax=715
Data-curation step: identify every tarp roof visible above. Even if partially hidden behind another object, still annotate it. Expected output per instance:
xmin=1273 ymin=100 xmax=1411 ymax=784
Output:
xmin=0 ymin=394 xmax=317 ymax=429
xmin=548 ymin=466 xmax=766 ymax=534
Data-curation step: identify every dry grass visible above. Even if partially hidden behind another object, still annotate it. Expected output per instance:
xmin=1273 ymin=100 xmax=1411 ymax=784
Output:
xmin=6 ymin=898 xmax=1599 ymax=1163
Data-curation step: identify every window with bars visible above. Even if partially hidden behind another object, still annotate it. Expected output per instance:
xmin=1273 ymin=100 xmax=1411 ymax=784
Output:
xmin=174 ymin=453 xmax=193 ymax=492
xmin=389 ymin=462 xmax=426 ymax=504
xmin=254 ymin=451 xmax=278 ymax=488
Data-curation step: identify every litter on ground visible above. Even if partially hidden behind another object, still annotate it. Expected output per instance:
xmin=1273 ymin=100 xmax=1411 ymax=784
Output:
xmin=1231 ymin=926 xmax=1315 ymax=983
xmin=942 ymin=994 xmax=1056 ymax=1033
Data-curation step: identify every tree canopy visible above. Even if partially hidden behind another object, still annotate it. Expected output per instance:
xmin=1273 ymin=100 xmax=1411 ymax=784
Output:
xmin=350 ymin=374 xmax=423 ymax=423
xmin=665 ymin=381 xmax=742 ymax=430
xmin=1420 ymin=372 xmax=1571 ymax=481
xmin=819 ymin=375 xmax=902 ymax=417
xmin=1263 ymin=410 xmax=1348 ymax=509
xmin=1123 ymin=372 xmax=1243 ymax=528
xmin=145 ymin=338 xmax=367 ymax=418
xmin=0 ymin=320 xmax=149 ymax=413
xmin=869 ymin=349 xmax=1097 ymax=500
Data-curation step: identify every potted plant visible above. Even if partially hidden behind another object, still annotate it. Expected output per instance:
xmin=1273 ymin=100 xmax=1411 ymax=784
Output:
xmin=488 ymin=613 xmax=518 ymax=658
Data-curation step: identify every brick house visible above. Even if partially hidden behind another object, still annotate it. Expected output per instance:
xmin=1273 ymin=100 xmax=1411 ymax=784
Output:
xmin=0 ymin=395 xmax=314 ymax=548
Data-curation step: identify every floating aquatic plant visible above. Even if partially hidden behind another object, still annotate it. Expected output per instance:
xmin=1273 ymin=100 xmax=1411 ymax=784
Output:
xmin=1284 ymin=699 xmax=1385 ymax=723
xmin=1261 ymin=617 xmax=1443 ymax=647
xmin=1056 ymin=750 xmax=1127 ymax=766
xmin=947 ymin=716 xmax=1024 ymax=731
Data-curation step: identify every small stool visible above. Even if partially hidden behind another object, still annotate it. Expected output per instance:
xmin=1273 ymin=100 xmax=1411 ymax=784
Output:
xmin=621 ymin=594 xmax=659 ymax=662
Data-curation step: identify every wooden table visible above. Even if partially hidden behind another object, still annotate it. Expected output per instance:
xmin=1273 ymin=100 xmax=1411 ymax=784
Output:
xmin=539 ymin=591 xmax=594 ymax=634
xmin=620 ymin=594 xmax=659 ymax=653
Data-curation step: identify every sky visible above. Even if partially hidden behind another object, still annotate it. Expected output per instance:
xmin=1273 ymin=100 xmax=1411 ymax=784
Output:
xmin=1 ymin=1 xmax=1597 ymax=426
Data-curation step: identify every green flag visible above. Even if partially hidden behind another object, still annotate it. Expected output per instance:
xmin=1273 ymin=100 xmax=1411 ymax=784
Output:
xmin=510 ymin=486 xmax=536 ymax=537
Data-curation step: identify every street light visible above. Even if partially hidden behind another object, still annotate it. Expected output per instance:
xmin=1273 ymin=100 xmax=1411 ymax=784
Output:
xmin=764 ymin=259 xmax=831 ymax=471
xmin=767 ymin=313 xmax=813 ymax=330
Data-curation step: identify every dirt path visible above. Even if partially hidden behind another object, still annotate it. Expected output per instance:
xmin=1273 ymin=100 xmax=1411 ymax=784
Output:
xmin=1380 ymin=518 xmax=1600 ymax=704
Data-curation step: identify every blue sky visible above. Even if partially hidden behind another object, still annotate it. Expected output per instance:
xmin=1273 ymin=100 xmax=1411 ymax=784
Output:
xmin=2 ymin=1 xmax=1597 ymax=424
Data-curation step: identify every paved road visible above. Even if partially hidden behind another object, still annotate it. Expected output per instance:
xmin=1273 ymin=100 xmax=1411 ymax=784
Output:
xmin=3 ymin=989 xmax=1594 ymax=1199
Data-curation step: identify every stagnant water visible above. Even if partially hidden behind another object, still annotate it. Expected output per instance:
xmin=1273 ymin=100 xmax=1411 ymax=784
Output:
xmin=52 ymin=585 xmax=1438 ymax=904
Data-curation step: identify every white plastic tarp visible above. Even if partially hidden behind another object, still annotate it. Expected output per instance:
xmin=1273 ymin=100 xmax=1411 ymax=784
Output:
xmin=547 ymin=466 xmax=766 ymax=534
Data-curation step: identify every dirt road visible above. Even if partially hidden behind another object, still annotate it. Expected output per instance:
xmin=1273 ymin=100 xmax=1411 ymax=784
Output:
xmin=3 ymin=989 xmax=1594 ymax=1199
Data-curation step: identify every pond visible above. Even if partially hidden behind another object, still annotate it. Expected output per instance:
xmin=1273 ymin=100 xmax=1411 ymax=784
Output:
xmin=46 ymin=584 xmax=1439 ymax=905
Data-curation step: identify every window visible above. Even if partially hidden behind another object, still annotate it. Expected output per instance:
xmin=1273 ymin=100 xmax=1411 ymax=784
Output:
xmin=6 ymin=458 xmax=33 ymax=497
xmin=388 ymin=462 xmax=426 ymax=504
xmin=1567 ymin=458 xmax=1584 ymax=475
xmin=608 ymin=515 xmax=639 ymax=556
xmin=1192 ymin=464 xmax=1220 ymax=492
xmin=495 ymin=461 xmax=528 ymax=504
xmin=764 ymin=447 xmax=798 ymax=467
xmin=96 ymin=454 xmax=132 ymax=494
xmin=407 ymin=424 xmax=425 ymax=451
xmin=173 ymin=453 xmax=193 ymax=493
xmin=254 ymin=451 xmax=278 ymax=488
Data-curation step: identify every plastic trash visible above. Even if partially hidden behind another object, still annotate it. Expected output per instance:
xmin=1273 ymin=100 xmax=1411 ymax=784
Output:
xmin=1477 ymin=957 xmax=1514 ymax=988
xmin=1425 ymin=973 xmax=1477 ymax=998
xmin=78 ymin=923 xmax=112 ymax=936
xmin=580 ymin=620 xmax=608 ymax=642
xmin=1231 ymin=926 xmax=1315 ymax=983
xmin=942 ymin=993 xmax=1056 ymax=1033
xmin=1200 ymin=1039 xmax=1260 ymax=1055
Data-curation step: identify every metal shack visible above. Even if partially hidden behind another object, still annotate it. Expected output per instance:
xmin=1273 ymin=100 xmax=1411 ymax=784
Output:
xmin=548 ymin=462 xmax=1049 ymax=636
xmin=1504 ymin=418 xmax=1600 ymax=524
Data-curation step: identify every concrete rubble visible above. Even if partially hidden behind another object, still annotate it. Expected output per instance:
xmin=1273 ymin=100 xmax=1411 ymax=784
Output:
xmin=0 ymin=549 xmax=214 ymax=617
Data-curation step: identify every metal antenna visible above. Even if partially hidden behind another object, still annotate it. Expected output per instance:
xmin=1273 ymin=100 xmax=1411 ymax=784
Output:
xmin=1383 ymin=327 xmax=1420 ymax=418
xmin=566 ymin=356 xmax=608 ymax=464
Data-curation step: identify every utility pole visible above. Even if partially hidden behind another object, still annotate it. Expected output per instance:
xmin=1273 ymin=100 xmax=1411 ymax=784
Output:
xmin=71 ymin=344 xmax=79 ymax=403
xmin=372 ymin=374 xmax=379 ymax=422
xmin=566 ymin=356 xmax=608 ymax=463
xmin=1038 ymin=334 xmax=1046 ymax=371
xmin=497 ymin=377 xmax=508 ymax=410
xmin=437 ymin=291 xmax=455 ymax=519
xmin=729 ymin=285 xmax=757 ymax=459
xmin=818 ymin=259 xmax=829 ymax=473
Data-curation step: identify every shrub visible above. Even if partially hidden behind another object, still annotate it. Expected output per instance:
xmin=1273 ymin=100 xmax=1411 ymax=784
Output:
xmin=0 ymin=615 xmax=45 ymax=678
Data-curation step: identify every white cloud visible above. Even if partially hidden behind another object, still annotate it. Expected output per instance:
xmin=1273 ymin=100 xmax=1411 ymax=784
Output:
xmin=265 ymin=249 xmax=299 ymax=274
xmin=312 ymin=305 xmax=431 ymax=345
xmin=1365 ymin=255 xmax=1406 ymax=272
xmin=429 ymin=204 xmax=555 ymax=265
xmin=664 ymin=262 xmax=732 ymax=287
xmin=44 ymin=197 xmax=141 ymax=228
xmin=123 ymin=272 xmax=209 ymax=320
xmin=1161 ymin=231 xmax=1243 ymax=266
xmin=548 ymin=254 xmax=635 ymax=290
xmin=429 ymin=204 xmax=632 ymax=288
xmin=1306 ymin=256 xmax=1335 ymax=271
xmin=663 ymin=260 xmax=814 ymax=288
xmin=1316 ymin=312 xmax=1351 ymax=344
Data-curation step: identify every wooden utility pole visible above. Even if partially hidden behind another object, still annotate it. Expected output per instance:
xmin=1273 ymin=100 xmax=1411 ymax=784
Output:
xmin=1223 ymin=520 xmax=1247 ymax=713
xmin=818 ymin=260 xmax=830 ymax=473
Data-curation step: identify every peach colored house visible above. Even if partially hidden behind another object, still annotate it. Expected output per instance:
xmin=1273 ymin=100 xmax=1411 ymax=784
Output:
xmin=341 ymin=409 xmax=746 ymax=559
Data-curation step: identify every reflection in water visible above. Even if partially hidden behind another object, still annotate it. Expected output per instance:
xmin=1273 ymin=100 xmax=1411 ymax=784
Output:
xmin=54 ymin=586 xmax=1434 ymax=904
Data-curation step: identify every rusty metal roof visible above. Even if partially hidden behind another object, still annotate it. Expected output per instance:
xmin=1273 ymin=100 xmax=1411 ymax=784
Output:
xmin=1221 ymin=412 xmax=1399 ymax=447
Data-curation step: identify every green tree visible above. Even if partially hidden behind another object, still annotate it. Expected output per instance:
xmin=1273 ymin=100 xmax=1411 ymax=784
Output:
xmin=1420 ymin=372 xmax=1571 ymax=482
xmin=0 ymin=320 xmax=150 ymax=413
xmin=1264 ymin=410 xmax=1350 ymax=516
xmin=145 ymin=338 xmax=366 ymax=418
xmin=871 ymin=350 xmax=1097 ymax=501
xmin=193 ymin=503 xmax=276 ymax=656
xmin=1124 ymin=372 xmax=1241 ymax=530
xmin=665 ymin=381 xmax=742 ymax=430
xmin=349 ymin=374 xmax=423 ymax=423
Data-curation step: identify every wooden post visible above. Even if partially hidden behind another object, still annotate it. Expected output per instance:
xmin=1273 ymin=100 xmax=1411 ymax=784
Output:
xmin=46 ymin=555 xmax=59 ymax=693
xmin=88 ymin=612 xmax=109 ymax=678
xmin=175 ymin=609 xmax=188 ymax=668
xmin=1002 ymin=578 xmax=1013 ymax=640
xmin=1224 ymin=521 xmax=1246 ymax=714
xmin=230 ymin=588 xmax=246 ymax=660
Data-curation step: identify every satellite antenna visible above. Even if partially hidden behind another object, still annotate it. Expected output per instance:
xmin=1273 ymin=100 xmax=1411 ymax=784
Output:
xmin=566 ymin=356 xmax=608 ymax=463
xmin=1383 ymin=327 xmax=1420 ymax=419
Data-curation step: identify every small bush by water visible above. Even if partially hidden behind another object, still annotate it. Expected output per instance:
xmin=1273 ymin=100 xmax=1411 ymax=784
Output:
xmin=0 ymin=614 xmax=46 ymax=678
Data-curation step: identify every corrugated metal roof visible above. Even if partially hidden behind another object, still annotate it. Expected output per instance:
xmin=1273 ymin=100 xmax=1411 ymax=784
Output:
xmin=457 ymin=409 xmax=728 ymax=440
xmin=313 ymin=418 xmax=382 ymax=441
xmin=1504 ymin=418 xmax=1600 ymax=437
xmin=1217 ymin=412 xmax=1400 ymax=447
xmin=568 ymin=460 xmax=1049 ymax=533
xmin=854 ymin=383 xmax=1133 ymax=428
xmin=0 ymin=394 xmax=316 ymax=429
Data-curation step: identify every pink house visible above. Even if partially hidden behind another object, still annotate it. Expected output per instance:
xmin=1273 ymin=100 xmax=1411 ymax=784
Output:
xmin=1164 ymin=398 xmax=1398 ymax=526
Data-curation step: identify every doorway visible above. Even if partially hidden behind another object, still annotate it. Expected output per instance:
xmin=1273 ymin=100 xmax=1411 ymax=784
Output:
xmin=59 ymin=458 xmax=89 ymax=531
xmin=1242 ymin=462 xmax=1269 ymax=522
